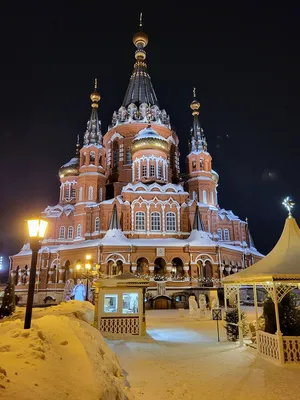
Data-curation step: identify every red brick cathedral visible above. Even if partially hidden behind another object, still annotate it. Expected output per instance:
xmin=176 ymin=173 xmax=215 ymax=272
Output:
xmin=10 ymin=25 xmax=262 ymax=307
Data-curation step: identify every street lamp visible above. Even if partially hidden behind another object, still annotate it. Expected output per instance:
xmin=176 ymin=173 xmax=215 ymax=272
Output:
xmin=24 ymin=217 xmax=48 ymax=329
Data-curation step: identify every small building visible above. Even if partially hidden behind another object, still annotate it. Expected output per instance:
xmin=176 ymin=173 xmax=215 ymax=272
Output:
xmin=93 ymin=273 xmax=149 ymax=338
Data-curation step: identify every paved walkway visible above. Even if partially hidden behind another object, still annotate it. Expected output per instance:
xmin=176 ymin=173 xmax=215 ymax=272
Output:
xmin=107 ymin=309 xmax=300 ymax=400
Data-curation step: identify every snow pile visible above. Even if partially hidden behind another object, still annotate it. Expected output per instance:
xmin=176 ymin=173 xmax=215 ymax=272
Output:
xmin=0 ymin=301 xmax=132 ymax=400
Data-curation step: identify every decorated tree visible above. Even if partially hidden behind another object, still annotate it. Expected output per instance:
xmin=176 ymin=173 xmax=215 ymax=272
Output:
xmin=224 ymin=308 xmax=248 ymax=341
xmin=0 ymin=276 xmax=15 ymax=318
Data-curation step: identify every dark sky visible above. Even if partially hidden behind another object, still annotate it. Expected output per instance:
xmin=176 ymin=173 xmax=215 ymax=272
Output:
xmin=0 ymin=2 xmax=299 ymax=274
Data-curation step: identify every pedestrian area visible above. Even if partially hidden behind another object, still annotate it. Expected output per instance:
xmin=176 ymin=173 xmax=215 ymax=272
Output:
xmin=107 ymin=309 xmax=300 ymax=400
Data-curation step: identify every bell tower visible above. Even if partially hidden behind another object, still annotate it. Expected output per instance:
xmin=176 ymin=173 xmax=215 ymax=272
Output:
xmin=77 ymin=79 xmax=107 ymax=205
xmin=186 ymin=89 xmax=219 ymax=206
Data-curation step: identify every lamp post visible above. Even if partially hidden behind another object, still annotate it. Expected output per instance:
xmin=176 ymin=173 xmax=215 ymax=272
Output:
xmin=24 ymin=218 xmax=48 ymax=329
xmin=76 ymin=254 xmax=92 ymax=301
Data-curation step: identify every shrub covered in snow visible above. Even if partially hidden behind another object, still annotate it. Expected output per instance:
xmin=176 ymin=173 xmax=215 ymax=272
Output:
xmin=223 ymin=308 xmax=248 ymax=341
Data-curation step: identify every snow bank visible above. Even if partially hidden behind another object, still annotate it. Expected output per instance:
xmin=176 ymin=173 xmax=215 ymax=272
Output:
xmin=0 ymin=301 xmax=132 ymax=400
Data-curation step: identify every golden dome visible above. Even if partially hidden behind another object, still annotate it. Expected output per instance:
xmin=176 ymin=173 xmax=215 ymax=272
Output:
xmin=135 ymin=49 xmax=146 ymax=61
xmin=211 ymin=169 xmax=219 ymax=184
xmin=132 ymin=125 xmax=169 ymax=153
xmin=90 ymin=78 xmax=101 ymax=108
xmin=190 ymin=99 xmax=200 ymax=111
xmin=133 ymin=31 xmax=148 ymax=48
xmin=59 ymin=157 xmax=80 ymax=179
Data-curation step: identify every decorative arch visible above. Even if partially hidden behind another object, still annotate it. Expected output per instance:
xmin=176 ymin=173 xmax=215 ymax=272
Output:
xmin=195 ymin=254 xmax=214 ymax=265
xmin=104 ymin=253 xmax=126 ymax=264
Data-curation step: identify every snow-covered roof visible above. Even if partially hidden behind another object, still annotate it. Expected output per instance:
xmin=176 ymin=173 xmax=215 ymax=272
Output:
xmin=218 ymin=209 xmax=240 ymax=221
xmin=122 ymin=182 xmax=186 ymax=194
xmin=223 ymin=216 xmax=300 ymax=284
xmin=133 ymin=126 xmax=167 ymax=143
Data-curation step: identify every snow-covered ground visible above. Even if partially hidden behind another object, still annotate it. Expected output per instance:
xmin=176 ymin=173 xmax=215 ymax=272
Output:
xmin=0 ymin=301 xmax=131 ymax=400
xmin=108 ymin=308 xmax=300 ymax=400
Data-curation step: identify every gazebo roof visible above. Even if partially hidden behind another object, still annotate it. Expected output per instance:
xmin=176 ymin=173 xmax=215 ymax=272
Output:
xmin=222 ymin=215 xmax=300 ymax=284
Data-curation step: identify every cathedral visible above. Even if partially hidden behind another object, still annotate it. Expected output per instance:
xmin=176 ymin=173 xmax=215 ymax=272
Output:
xmin=10 ymin=24 xmax=263 ymax=308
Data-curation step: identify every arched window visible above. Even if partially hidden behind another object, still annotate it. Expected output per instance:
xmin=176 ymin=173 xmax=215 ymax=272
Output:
xmin=166 ymin=212 xmax=176 ymax=232
xmin=71 ymin=185 xmax=76 ymax=199
xmin=224 ymin=229 xmax=230 ymax=241
xmin=192 ymin=191 xmax=198 ymax=201
xmin=76 ymin=224 xmax=81 ymax=238
xmin=90 ymin=151 xmax=95 ymax=164
xmin=217 ymin=228 xmax=222 ymax=240
xmin=64 ymin=184 xmax=71 ymax=200
xmin=150 ymin=164 xmax=155 ymax=177
xmin=99 ymin=155 xmax=102 ymax=166
xmin=192 ymin=160 xmax=196 ymax=170
xmin=202 ymin=189 xmax=207 ymax=204
xmin=135 ymin=212 xmax=145 ymax=231
xmin=88 ymin=186 xmax=93 ymax=201
xmin=95 ymin=217 xmax=100 ymax=232
xmin=79 ymin=187 xmax=83 ymax=201
xmin=200 ymin=159 xmax=204 ymax=170
xmin=59 ymin=226 xmax=65 ymax=239
xmin=67 ymin=226 xmax=73 ymax=239
xmin=151 ymin=212 xmax=161 ymax=231
xmin=99 ymin=187 xmax=103 ymax=202
xmin=158 ymin=165 xmax=162 ymax=178
xmin=113 ymin=149 xmax=119 ymax=167
xmin=126 ymin=148 xmax=131 ymax=164
xmin=211 ymin=191 xmax=214 ymax=204
xmin=142 ymin=165 xmax=147 ymax=177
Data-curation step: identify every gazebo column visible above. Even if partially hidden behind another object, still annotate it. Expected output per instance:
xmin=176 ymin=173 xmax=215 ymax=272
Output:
xmin=237 ymin=285 xmax=244 ymax=346
xmin=253 ymin=283 xmax=260 ymax=352
xmin=273 ymin=283 xmax=284 ymax=364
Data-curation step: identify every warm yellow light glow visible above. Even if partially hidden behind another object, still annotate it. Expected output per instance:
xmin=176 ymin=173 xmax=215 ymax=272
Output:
xmin=85 ymin=263 xmax=91 ymax=270
xmin=76 ymin=264 xmax=81 ymax=271
xmin=27 ymin=218 xmax=48 ymax=238
xmin=85 ymin=254 xmax=92 ymax=260
xmin=95 ymin=264 xmax=100 ymax=270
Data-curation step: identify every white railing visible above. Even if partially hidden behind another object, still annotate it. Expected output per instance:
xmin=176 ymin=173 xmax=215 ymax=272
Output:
xmin=258 ymin=331 xmax=280 ymax=361
xmin=283 ymin=336 xmax=300 ymax=364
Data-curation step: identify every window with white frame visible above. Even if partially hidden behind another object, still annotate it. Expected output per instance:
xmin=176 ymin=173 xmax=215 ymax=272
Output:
xmin=90 ymin=151 xmax=95 ymax=164
xmin=79 ymin=187 xmax=83 ymax=201
xmin=126 ymin=148 xmax=131 ymax=164
xmin=192 ymin=191 xmax=198 ymax=201
xmin=95 ymin=217 xmax=100 ymax=232
xmin=64 ymin=184 xmax=71 ymax=200
xmin=71 ymin=185 xmax=76 ymax=199
xmin=150 ymin=164 xmax=155 ymax=176
xmin=217 ymin=228 xmax=222 ymax=240
xmin=88 ymin=186 xmax=93 ymax=201
xmin=67 ymin=226 xmax=73 ymax=239
xmin=224 ymin=229 xmax=230 ymax=241
xmin=158 ymin=165 xmax=162 ymax=178
xmin=99 ymin=187 xmax=103 ymax=202
xmin=151 ymin=212 xmax=161 ymax=231
xmin=76 ymin=224 xmax=81 ymax=238
xmin=135 ymin=211 xmax=145 ymax=231
xmin=211 ymin=191 xmax=214 ymax=204
xmin=59 ymin=226 xmax=65 ymax=239
xmin=202 ymin=189 xmax=207 ymax=204
xmin=142 ymin=165 xmax=147 ymax=177
xmin=166 ymin=212 xmax=176 ymax=232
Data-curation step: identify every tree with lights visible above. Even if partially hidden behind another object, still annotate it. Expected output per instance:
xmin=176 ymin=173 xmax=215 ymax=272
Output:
xmin=0 ymin=276 xmax=16 ymax=318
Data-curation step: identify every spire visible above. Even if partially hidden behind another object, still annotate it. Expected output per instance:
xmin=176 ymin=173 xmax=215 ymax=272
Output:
xmin=282 ymin=196 xmax=295 ymax=218
xmin=109 ymin=204 xmax=121 ymax=230
xmin=189 ymin=88 xmax=207 ymax=153
xmin=193 ymin=206 xmax=205 ymax=231
xmin=122 ymin=14 xmax=159 ymax=107
xmin=83 ymin=79 xmax=102 ymax=146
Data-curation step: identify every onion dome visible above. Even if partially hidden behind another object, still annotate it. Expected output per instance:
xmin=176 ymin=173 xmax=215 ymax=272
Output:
xmin=211 ymin=169 xmax=219 ymax=184
xmin=59 ymin=136 xmax=80 ymax=179
xmin=132 ymin=125 xmax=169 ymax=153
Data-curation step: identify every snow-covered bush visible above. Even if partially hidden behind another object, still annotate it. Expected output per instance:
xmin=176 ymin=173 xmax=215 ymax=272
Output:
xmin=223 ymin=308 xmax=248 ymax=341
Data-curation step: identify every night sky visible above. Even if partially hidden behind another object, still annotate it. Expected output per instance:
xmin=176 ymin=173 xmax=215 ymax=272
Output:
xmin=0 ymin=3 xmax=299 ymax=275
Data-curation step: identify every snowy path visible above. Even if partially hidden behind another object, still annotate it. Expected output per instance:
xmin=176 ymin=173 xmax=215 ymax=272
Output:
xmin=108 ymin=309 xmax=300 ymax=400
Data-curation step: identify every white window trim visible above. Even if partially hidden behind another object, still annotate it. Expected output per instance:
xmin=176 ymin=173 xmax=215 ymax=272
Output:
xmin=59 ymin=226 xmax=65 ymax=239
xmin=67 ymin=226 xmax=73 ymax=239
xmin=135 ymin=211 xmax=145 ymax=231
xmin=151 ymin=212 xmax=161 ymax=231
xmin=166 ymin=212 xmax=176 ymax=232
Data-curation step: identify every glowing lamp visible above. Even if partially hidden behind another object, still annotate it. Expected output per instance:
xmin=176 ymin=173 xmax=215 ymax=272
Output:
xmin=76 ymin=264 xmax=81 ymax=271
xmin=27 ymin=218 xmax=48 ymax=239
xmin=86 ymin=254 xmax=92 ymax=260
xmin=85 ymin=263 xmax=91 ymax=271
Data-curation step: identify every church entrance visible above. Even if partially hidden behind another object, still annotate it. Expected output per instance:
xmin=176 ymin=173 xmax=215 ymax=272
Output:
xmin=153 ymin=295 xmax=171 ymax=309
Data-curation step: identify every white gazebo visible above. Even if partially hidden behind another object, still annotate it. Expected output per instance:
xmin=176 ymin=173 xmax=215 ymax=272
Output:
xmin=222 ymin=199 xmax=300 ymax=365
